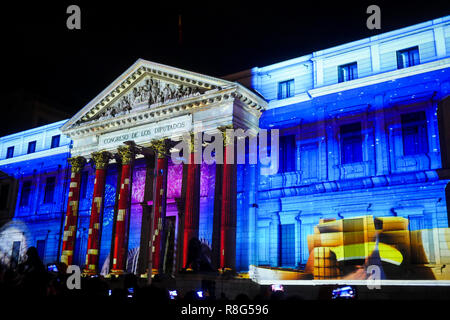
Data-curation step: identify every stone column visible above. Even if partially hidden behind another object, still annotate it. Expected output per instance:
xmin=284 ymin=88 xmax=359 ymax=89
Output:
xmin=149 ymin=139 xmax=169 ymax=274
xmin=182 ymin=134 xmax=201 ymax=268
xmin=61 ymin=156 xmax=86 ymax=266
xmin=137 ymin=155 xmax=155 ymax=276
xmin=111 ymin=145 xmax=134 ymax=274
xmin=83 ymin=151 xmax=111 ymax=275
xmin=219 ymin=126 xmax=237 ymax=271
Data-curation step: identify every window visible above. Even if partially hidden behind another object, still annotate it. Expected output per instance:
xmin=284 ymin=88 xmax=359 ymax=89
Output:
xmin=6 ymin=146 xmax=14 ymax=159
xmin=280 ymin=224 xmax=295 ymax=266
xmin=43 ymin=176 xmax=56 ymax=204
xmin=51 ymin=135 xmax=60 ymax=148
xmin=27 ymin=141 xmax=36 ymax=154
xmin=36 ymin=240 xmax=46 ymax=261
xmin=338 ymin=62 xmax=358 ymax=83
xmin=340 ymin=122 xmax=363 ymax=164
xmin=279 ymin=135 xmax=296 ymax=173
xmin=397 ymin=46 xmax=419 ymax=69
xmin=401 ymin=111 xmax=428 ymax=155
xmin=20 ymin=181 xmax=32 ymax=207
xmin=300 ymin=143 xmax=318 ymax=180
xmin=278 ymin=79 xmax=294 ymax=99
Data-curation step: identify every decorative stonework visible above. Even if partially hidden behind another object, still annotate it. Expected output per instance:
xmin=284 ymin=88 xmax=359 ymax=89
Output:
xmin=218 ymin=125 xmax=235 ymax=146
xmin=68 ymin=156 xmax=86 ymax=173
xmin=77 ymin=77 xmax=202 ymax=125
xmin=117 ymin=145 xmax=135 ymax=165
xmin=61 ymin=61 xmax=268 ymax=147
xmin=150 ymin=138 xmax=171 ymax=158
xmin=91 ymin=151 xmax=112 ymax=169
xmin=187 ymin=132 xmax=202 ymax=153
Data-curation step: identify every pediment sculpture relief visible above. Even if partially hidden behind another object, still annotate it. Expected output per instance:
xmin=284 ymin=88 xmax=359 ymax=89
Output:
xmin=76 ymin=77 xmax=202 ymax=125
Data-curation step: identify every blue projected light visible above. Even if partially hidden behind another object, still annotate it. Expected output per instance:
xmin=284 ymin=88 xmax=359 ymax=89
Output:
xmin=0 ymin=15 xmax=449 ymax=285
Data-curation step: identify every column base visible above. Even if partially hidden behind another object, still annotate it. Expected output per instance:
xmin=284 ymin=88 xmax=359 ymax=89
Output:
xmin=109 ymin=269 xmax=125 ymax=276
xmin=139 ymin=269 xmax=158 ymax=278
xmin=82 ymin=269 xmax=98 ymax=276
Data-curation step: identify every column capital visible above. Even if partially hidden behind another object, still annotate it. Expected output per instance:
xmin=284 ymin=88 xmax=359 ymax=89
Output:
xmin=217 ymin=124 xmax=235 ymax=146
xmin=186 ymin=132 xmax=203 ymax=153
xmin=68 ymin=156 xmax=86 ymax=173
xmin=117 ymin=145 xmax=135 ymax=165
xmin=91 ymin=151 xmax=112 ymax=169
xmin=150 ymin=138 xmax=171 ymax=159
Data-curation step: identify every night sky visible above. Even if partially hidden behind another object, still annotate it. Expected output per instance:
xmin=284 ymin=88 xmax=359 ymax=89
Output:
xmin=0 ymin=1 xmax=449 ymax=136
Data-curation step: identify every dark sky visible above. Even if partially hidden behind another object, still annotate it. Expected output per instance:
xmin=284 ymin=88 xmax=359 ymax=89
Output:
xmin=1 ymin=1 xmax=449 ymax=135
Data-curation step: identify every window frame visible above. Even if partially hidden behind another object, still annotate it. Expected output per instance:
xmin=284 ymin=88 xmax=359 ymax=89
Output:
xmin=51 ymin=135 xmax=60 ymax=149
xmin=43 ymin=176 xmax=56 ymax=204
xmin=6 ymin=146 xmax=14 ymax=159
xmin=340 ymin=122 xmax=363 ymax=164
xmin=338 ymin=62 xmax=358 ymax=83
xmin=36 ymin=239 xmax=46 ymax=261
xmin=277 ymin=79 xmax=295 ymax=100
xmin=280 ymin=223 xmax=296 ymax=267
xmin=27 ymin=141 xmax=37 ymax=154
xmin=401 ymin=110 xmax=429 ymax=156
xmin=19 ymin=180 xmax=32 ymax=207
xmin=279 ymin=134 xmax=296 ymax=173
xmin=396 ymin=46 xmax=420 ymax=69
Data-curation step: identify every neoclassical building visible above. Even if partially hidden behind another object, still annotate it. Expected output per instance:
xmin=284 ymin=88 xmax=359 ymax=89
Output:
xmin=1 ymin=16 xmax=450 ymax=280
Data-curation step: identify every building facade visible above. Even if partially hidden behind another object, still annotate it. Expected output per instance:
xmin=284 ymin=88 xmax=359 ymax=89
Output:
xmin=1 ymin=16 xmax=450 ymax=280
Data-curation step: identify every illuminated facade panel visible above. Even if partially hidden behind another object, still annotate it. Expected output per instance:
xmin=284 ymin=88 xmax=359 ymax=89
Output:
xmin=0 ymin=16 xmax=450 ymax=281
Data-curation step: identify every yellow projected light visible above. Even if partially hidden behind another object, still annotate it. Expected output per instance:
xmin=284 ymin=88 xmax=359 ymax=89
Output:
xmin=330 ymin=242 xmax=403 ymax=266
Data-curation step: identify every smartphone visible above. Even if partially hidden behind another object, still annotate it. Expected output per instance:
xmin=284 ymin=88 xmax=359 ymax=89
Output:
xmin=331 ymin=286 xmax=356 ymax=299
xmin=271 ymin=284 xmax=284 ymax=292
xmin=127 ymin=287 xmax=134 ymax=298
xmin=169 ymin=290 xmax=178 ymax=300
xmin=47 ymin=264 xmax=58 ymax=272
xmin=196 ymin=290 xmax=204 ymax=298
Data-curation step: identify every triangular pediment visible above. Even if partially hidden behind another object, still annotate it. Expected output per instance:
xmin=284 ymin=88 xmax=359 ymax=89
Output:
xmin=62 ymin=59 xmax=236 ymax=132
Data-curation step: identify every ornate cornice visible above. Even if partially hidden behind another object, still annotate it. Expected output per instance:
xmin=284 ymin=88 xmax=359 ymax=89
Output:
xmin=91 ymin=151 xmax=112 ymax=170
xmin=77 ymin=75 xmax=204 ymax=125
xmin=68 ymin=156 xmax=86 ymax=173
xmin=67 ymin=64 xmax=225 ymax=129
xmin=64 ymin=87 xmax=240 ymax=138
xmin=117 ymin=145 xmax=135 ymax=165
xmin=62 ymin=64 xmax=267 ymax=138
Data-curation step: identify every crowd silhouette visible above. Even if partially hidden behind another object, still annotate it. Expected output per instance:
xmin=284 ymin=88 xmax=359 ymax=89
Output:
xmin=0 ymin=246 xmax=307 ymax=304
